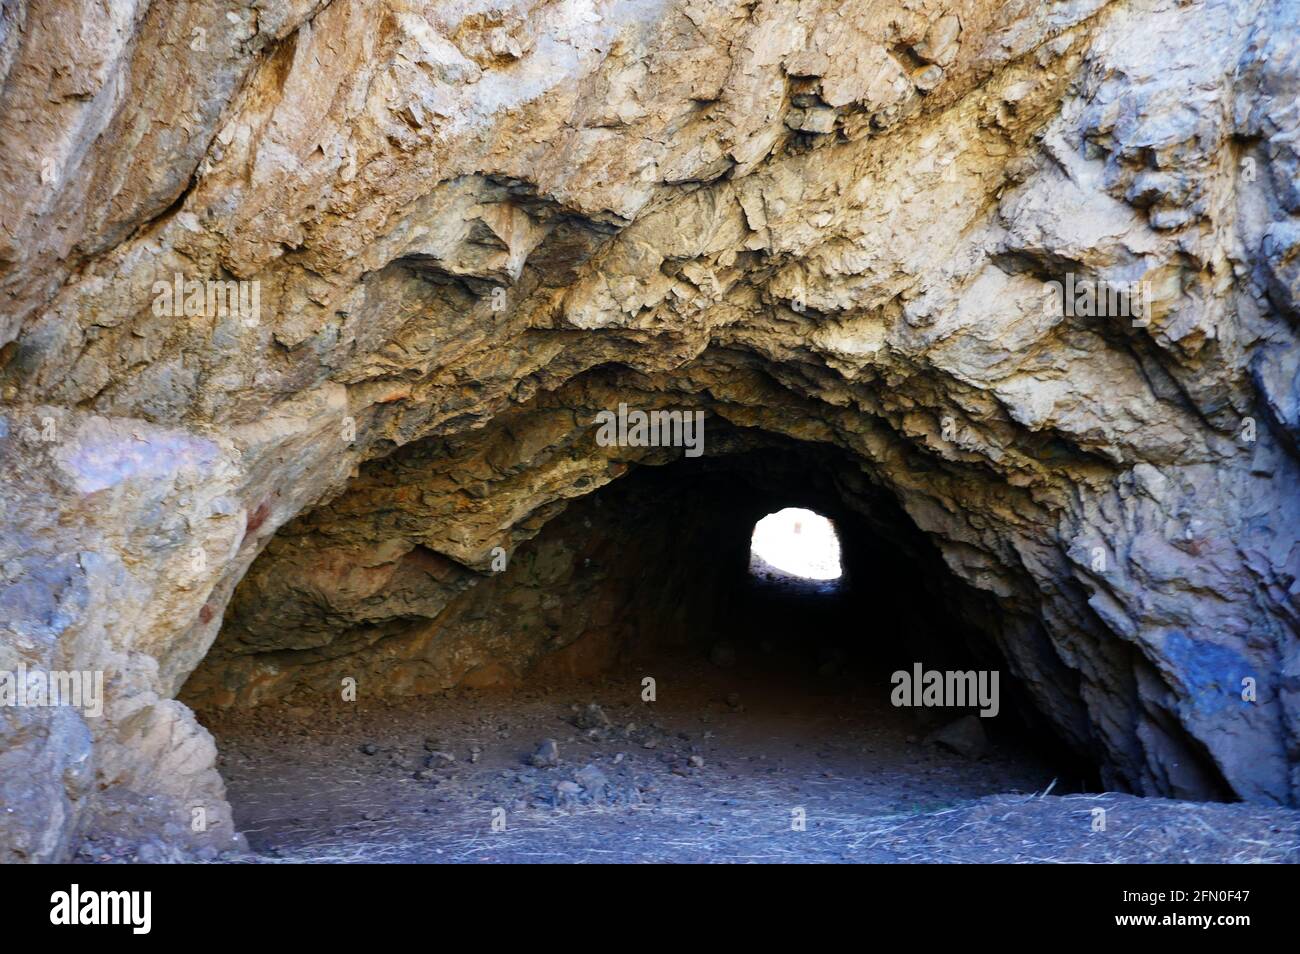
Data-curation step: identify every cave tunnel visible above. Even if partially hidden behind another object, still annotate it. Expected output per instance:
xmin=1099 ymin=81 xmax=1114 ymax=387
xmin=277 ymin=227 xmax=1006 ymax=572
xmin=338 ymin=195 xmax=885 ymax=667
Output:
xmin=177 ymin=413 xmax=1104 ymax=862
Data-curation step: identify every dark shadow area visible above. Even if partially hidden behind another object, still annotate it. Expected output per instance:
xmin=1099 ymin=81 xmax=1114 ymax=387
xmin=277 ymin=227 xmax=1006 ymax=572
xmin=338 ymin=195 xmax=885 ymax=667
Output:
xmin=196 ymin=432 xmax=1103 ymax=862
xmin=590 ymin=446 xmax=1098 ymax=791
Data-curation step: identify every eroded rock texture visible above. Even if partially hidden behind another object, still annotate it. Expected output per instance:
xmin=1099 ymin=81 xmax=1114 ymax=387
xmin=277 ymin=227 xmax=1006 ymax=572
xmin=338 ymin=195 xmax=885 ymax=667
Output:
xmin=1 ymin=0 xmax=1298 ymax=861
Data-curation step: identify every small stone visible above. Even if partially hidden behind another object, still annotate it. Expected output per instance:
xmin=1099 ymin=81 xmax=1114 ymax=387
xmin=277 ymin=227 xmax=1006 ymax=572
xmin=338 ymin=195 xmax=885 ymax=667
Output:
xmin=554 ymin=780 xmax=582 ymax=807
xmin=575 ymin=702 xmax=612 ymax=729
xmin=574 ymin=763 xmax=609 ymax=792
xmin=360 ymin=742 xmax=378 ymax=755
xmin=529 ymin=739 xmax=560 ymax=767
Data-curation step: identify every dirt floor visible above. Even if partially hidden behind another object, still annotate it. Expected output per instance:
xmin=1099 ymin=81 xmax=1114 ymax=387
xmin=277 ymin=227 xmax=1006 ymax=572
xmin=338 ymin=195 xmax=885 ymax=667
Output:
xmin=198 ymin=658 xmax=1300 ymax=864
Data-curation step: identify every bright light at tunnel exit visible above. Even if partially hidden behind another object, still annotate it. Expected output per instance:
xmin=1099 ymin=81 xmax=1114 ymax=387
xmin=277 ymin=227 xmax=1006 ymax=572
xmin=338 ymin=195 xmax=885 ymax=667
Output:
xmin=749 ymin=508 xmax=842 ymax=581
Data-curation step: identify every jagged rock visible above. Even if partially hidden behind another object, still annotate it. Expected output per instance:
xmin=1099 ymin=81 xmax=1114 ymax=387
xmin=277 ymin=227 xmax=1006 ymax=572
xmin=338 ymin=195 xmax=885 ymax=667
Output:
xmin=574 ymin=763 xmax=610 ymax=795
xmin=528 ymin=740 xmax=560 ymax=769
xmin=574 ymin=703 xmax=612 ymax=730
xmin=554 ymin=781 xmax=582 ymax=806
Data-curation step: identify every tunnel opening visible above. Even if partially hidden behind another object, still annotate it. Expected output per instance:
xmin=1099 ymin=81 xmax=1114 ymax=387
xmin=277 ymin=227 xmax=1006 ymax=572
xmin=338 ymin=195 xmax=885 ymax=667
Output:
xmin=181 ymin=423 xmax=1101 ymax=861
xmin=749 ymin=507 xmax=843 ymax=585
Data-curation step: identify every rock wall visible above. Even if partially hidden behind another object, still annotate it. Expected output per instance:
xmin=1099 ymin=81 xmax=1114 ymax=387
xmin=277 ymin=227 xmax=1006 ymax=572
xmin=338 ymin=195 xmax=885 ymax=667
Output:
xmin=181 ymin=427 xmax=753 ymax=705
xmin=1 ymin=0 xmax=1298 ymax=860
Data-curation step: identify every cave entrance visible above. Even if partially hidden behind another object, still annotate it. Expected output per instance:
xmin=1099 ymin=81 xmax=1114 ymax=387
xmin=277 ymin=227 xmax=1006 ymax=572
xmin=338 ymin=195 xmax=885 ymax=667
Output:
xmin=748 ymin=507 xmax=843 ymax=584
xmin=186 ymin=436 xmax=1091 ymax=861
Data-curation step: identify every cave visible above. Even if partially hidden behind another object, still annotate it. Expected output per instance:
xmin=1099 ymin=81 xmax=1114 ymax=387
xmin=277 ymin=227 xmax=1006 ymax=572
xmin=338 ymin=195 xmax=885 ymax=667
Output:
xmin=2 ymin=0 xmax=1299 ymax=866
xmin=178 ymin=415 xmax=1097 ymax=861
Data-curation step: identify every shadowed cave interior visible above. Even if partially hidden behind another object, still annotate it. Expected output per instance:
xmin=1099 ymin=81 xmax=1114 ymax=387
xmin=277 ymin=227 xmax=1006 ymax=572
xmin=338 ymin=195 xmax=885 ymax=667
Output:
xmin=176 ymin=426 xmax=1114 ymax=860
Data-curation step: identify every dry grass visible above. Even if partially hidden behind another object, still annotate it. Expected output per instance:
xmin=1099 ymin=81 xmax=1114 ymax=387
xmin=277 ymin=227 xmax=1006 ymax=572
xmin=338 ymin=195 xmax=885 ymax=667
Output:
xmin=242 ymin=790 xmax=1300 ymax=864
